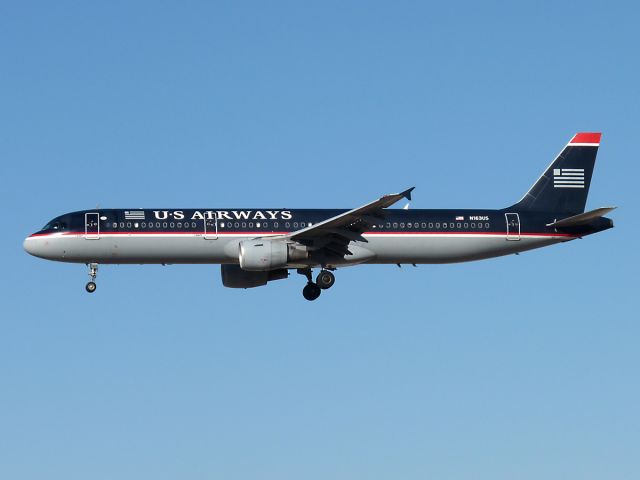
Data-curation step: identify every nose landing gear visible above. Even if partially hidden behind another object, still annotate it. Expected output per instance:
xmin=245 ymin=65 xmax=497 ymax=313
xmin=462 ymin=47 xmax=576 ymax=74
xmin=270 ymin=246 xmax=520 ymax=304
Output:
xmin=297 ymin=268 xmax=336 ymax=301
xmin=85 ymin=263 xmax=98 ymax=293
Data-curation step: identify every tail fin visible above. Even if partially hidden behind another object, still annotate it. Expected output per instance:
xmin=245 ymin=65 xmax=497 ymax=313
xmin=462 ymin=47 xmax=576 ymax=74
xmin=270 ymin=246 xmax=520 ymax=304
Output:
xmin=510 ymin=132 xmax=601 ymax=214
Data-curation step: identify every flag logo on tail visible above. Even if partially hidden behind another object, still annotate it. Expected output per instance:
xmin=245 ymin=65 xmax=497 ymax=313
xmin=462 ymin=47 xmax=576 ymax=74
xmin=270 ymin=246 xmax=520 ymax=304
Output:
xmin=124 ymin=210 xmax=145 ymax=220
xmin=553 ymin=168 xmax=584 ymax=188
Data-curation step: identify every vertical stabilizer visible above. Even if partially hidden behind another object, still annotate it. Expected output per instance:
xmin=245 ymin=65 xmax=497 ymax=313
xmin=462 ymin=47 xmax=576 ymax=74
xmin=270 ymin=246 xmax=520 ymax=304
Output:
xmin=510 ymin=132 xmax=601 ymax=214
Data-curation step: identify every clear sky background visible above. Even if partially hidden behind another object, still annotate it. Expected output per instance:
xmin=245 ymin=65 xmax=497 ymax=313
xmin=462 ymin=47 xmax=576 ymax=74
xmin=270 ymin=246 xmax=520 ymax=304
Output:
xmin=1 ymin=1 xmax=638 ymax=479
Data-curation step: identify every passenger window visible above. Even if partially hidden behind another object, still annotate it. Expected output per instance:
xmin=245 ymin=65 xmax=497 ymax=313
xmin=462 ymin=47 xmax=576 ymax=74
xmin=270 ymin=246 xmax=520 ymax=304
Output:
xmin=285 ymin=222 xmax=290 ymax=228
xmin=386 ymin=222 xmax=391 ymax=228
xmin=234 ymin=222 xmax=239 ymax=228
xmin=294 ymin=222 xmax=299 ymax=228
xmin=485 ymin=223 xmax=490 ymax=228
xmin=457 ymin=223 xmax=461 ymax=228
xmin=428 ymin=223 xmax=433 ymax=229
xmin=242 ymin=222 xmax=246 ymax=228
xmin=435 ymin=223 xmax=440 ymax=228
xmin=400 ymin=223 xmax=405 ymax=228
xmin=113 ymin=223 xmax=118 ymax=228
xmin=126 ymin=222 xmax=131 ymax=228
xmin=163 ymin=222 xmax=167 ymax=228
xmin=471 ymin=223 xmax=475 ymax=228
xmin=449 ymin=223 xmax=454 ymax=228
xmin=421 ymin=222 xmax=426 ymax=228
xmin=464 ymin=223 xmax=468 ymax=228
xmin=443 ymin=223 xmax=447 ymax=229
xmin=273 ymin=222 xmax=279 ymax=228
xmin=191 ymin=222 xmax=196 ymax=228
xmin=393 ymin=222 xmax=398 ymax=228
xmin=249 ymin=222 xmax=254 ymax=228
xmin=177 ymin=222 xmax=182 ymax=228
xmin=120 ymin=222 xmax=124 ymax=228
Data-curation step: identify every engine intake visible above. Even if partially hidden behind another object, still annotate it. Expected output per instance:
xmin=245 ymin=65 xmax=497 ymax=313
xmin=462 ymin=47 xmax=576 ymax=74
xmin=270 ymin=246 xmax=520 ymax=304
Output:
xmin=238 ymin=239 xmax=308 ymax=271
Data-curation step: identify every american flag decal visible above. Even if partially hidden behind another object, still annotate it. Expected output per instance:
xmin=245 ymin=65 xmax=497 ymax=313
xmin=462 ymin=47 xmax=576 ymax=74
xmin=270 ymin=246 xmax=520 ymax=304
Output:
xmin=553 ymin=168 xmax=585 ymax=188
xmin=455 ymin=216 xmax=464 ymax=221
xmin=124 ymin=210 xmax=145 ymax=220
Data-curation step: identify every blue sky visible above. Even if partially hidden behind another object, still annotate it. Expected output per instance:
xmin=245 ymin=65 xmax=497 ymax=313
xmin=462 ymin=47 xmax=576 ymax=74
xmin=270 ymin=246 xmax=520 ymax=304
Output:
xmin=1 ymin=1 xmax=639 ymax=479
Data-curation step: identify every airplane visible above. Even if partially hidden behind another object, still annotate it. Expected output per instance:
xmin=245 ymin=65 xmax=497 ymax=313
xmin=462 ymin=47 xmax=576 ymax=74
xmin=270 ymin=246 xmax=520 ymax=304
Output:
xmin=24 ymin=132 xmax=614 ymax=301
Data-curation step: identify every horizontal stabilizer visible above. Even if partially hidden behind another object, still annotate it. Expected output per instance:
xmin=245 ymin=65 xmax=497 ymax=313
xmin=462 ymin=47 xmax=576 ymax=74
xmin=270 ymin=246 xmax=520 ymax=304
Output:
xmin=547 ymin=207 xmax=616 ymax=228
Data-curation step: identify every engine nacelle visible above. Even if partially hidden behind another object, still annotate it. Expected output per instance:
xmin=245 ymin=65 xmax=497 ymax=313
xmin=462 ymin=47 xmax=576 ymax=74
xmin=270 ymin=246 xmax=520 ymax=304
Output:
xmin=221 ymin=264 xmax=288 ymax=288
xmin=238 ymin=239 xmax=308 ymax=271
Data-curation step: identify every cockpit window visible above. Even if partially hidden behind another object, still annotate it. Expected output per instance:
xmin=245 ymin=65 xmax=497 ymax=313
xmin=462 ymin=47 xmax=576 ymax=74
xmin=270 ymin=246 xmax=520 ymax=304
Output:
xmin=41 ymin=219 xmax=67 ymax=231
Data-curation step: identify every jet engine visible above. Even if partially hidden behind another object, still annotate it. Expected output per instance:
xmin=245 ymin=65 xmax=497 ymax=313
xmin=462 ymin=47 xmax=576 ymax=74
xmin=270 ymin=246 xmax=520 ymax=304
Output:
xmin=238 ymin=239 xmax=308 ymax=271
xmin=221 ymin=264 xmax=288 ymax=288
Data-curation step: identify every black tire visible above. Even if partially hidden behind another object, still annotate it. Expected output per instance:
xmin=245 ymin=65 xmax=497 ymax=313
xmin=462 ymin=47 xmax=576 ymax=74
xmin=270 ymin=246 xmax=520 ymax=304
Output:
xmin=85 ymin=281 xmax=97 ymax=293
xmin=316 ymin=270 xmax=335 ymax=290
xmin=302 ymin=282 xmax=321 ymax=301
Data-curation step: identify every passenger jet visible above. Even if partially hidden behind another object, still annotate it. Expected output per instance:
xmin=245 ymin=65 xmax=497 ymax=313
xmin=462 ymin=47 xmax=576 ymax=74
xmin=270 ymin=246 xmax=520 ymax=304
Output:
xmin=24 ymin=132 xmax=614 ymax=300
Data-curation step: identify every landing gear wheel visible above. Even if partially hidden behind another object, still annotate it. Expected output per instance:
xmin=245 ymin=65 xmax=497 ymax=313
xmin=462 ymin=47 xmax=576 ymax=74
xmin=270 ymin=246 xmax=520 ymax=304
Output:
xmin=316 ymin=270 xmax=335 ymax=290
xmin=85 ymin=263 xmax=98 ymax=293
xmin=302 ymin=282 xmax=321 ymax=301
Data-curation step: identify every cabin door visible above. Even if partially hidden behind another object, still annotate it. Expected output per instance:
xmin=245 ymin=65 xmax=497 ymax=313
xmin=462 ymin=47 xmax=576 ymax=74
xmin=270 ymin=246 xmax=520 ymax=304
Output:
xmin=204 ymin=214 xmax=218 ymax=240
xmin=85 ymin=212 xmax=100 ymax=240
xmin=505 ymin=213 xmax=520 ymax=241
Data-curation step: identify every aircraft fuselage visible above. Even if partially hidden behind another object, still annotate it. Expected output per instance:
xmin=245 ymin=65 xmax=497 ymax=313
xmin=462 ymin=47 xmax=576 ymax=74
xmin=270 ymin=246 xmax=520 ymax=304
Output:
xmin=24 ymin=207 xmax=612 ymax=266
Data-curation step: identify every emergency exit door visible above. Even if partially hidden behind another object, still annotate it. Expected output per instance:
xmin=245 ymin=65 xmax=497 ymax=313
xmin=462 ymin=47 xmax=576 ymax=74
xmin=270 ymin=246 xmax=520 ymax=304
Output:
xmin=505 ymin=213 xmax=520 ymax=241
xmin=204 ymin=215 xmax=218 ymax=240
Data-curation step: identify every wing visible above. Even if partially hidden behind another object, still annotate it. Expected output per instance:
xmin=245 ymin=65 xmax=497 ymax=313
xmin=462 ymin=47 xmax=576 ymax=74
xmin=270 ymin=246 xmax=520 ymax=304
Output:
xmin=287 ymin=187 xmax=414 ymax=258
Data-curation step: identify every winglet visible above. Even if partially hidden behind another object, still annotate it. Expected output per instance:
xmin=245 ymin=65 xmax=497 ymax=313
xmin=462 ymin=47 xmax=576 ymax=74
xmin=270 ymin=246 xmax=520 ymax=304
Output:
xmin=401 ymin=187 xmax=415 ymax=201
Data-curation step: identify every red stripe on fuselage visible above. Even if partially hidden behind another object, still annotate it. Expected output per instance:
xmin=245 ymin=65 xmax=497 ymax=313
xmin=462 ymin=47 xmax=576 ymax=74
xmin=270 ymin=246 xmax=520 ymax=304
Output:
xmin=29 ymin=231 xmax=577 ymax=238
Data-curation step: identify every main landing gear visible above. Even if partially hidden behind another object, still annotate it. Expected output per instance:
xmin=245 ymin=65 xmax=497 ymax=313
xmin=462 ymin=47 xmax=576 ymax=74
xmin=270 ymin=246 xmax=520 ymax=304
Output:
xmin=302 ymin=282 xmax=321 ymax=301
xmin=316 ymin=270 xmax=335 ymax=290
xmin=298 ymin=268 xmax=336 ymax=301
xmin=85 ymin=263 xmax=98 ymax=293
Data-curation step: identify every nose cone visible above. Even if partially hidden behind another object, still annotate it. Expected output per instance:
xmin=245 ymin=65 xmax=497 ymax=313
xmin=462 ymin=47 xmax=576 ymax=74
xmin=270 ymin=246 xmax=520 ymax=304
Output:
xmin=24 ymin=235 xmax=43 ymax=258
